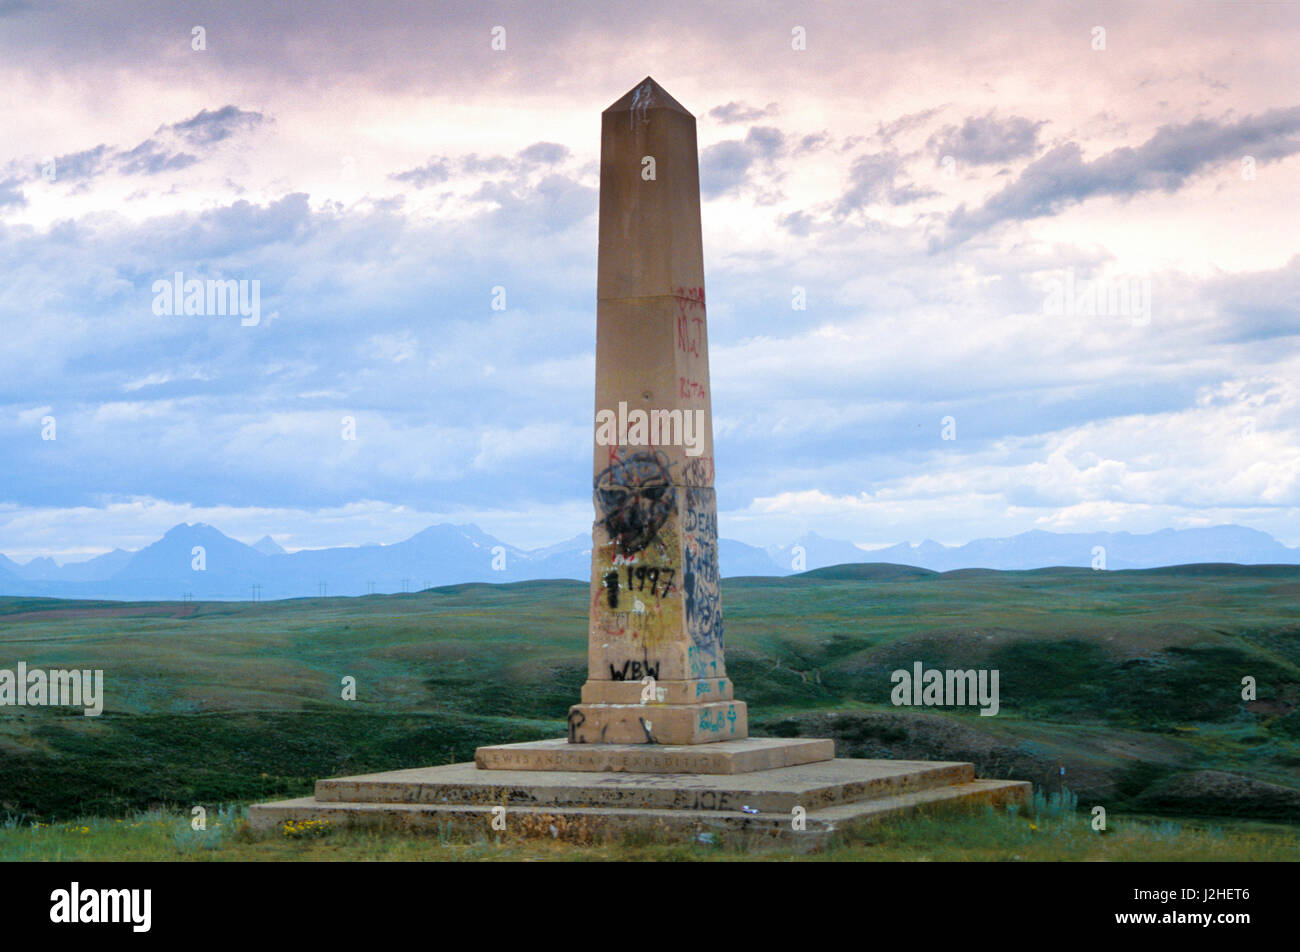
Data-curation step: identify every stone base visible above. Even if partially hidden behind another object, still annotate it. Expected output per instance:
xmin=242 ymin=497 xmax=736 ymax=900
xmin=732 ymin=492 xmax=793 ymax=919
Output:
xmin=248 ymin=755 xmax=1031 ymax=839
xmin=476 ymin=736 xmax=833 ymax=774
xmin=568 ymin=700 xmax=747 ymax=744
xmin=581 ymin=677 xmax=734 ymax=705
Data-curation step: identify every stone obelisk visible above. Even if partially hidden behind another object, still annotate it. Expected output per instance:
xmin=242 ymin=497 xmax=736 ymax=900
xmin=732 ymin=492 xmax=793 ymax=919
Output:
xmin=248 ymin=78 xmax=1029 ymax=833
xmin=567 ymin=77 xmax=747 ymax=745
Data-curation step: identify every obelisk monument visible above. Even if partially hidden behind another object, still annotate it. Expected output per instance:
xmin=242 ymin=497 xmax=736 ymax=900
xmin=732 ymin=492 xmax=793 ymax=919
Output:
xmin=248 ymin=79 xmax=1030 ymax=831
xmin=567 ymin=77 xmax=747 ymax=745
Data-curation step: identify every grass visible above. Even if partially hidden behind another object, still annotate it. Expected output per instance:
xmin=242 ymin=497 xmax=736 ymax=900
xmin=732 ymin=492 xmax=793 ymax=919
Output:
xmin=2 ymin=798 xmax=1295 ymax=862
xmin=0 ymin=710 xmax=558 ymax=820
xmin=1 ymin=566 xmax=1298 ymax=844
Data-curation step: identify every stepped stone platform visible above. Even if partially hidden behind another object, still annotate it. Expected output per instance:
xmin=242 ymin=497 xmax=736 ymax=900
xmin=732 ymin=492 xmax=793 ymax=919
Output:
xmin=249 ymin=737 xmax=1030 ymax=839
xmin=475 ymin=737 xmax=833 ymax=774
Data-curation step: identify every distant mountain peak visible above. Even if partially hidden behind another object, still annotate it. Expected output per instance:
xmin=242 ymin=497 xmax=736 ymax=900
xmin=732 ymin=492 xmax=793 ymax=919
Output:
xmin=2 ymin=521 xmax=1295 ymax=601
xmin=251 ymin=535 xmax=286 ymax=556
xmin=163 ymin=521 xmax=217 ymax=537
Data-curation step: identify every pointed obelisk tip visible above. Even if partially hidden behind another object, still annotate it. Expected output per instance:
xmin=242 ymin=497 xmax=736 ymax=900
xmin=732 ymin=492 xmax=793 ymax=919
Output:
xmin=603 ymin=76 xmax=694 ymax=117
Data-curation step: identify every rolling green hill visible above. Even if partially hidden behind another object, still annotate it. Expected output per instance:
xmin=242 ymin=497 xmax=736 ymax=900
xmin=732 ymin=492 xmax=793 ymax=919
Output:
xmin=1 ymin=566 xmax=1297 ymax=822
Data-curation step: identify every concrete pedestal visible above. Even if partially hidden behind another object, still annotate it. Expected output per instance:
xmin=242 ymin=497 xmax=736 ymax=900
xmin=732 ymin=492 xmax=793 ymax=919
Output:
xmin=248 ymin=740 xmax=1031 ymax=840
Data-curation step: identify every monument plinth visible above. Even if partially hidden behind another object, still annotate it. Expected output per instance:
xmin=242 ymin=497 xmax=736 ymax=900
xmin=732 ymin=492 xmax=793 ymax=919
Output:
xmin=248 ymin=79 xmax=1030 ymax=838
xmin=570 ymin=77 xmax=743 ymax=746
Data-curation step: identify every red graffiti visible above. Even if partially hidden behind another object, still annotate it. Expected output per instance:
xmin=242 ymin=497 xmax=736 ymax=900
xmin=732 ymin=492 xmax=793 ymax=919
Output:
xmin=673 ymin=286 xmax=706 ymax=357
xmin=679 ymin=376 xmax=707 ymax=401
xmin=682 ymin=456 xmax=714 ymax=485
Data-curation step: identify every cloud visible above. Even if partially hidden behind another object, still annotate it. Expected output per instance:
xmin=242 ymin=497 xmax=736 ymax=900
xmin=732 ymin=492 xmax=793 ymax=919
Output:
xmin=777 ymin=209 xmax=814 ymax=236
xmin=460 ymin=154 xmax=513 ymax=174
xmin=0 ymin=176 xmax=25 ymax=207
xmin=518 ymin=141 xmax=569 ymax=165
xmin=708 ymin=101 xmax=779 ymax=124
xmin=728 ymin=368 xmax=1300 ymax=544
xmin=927 ymin=113 xmax=1045 ymax=165
xmin=48 ymin=144 xmax=111 ymax=182
xmin=942 ymin=107 xmax=1300 ymax=245
xmin=793 ymin=132 xmax=831 ymax=154
xmin=390 ymin=143 xmax=574 ymax=191
xmin=6 ymin=105 xmax=264 ymax=189
xmin=116 ymin=139 xmax=197 ymax=176
xmin=700 ymin=126 xmax=786 ymax=197
xmin=390 ymin=157 xmax=450 ymax=188
xmin=835 ymin=151 xmax=936 ymax=213
xmin=0 ymin=170 xmax=602 ymax=517
xmin=164 ymin=105 xmax=265 ymax=146
xmin=875 ymin=107 xmax=944 ymax=146
xmin=2 ymin=0 xmax=1299 ymax=557
xmin=1205 ymin=255 xmax=1300 ymax=344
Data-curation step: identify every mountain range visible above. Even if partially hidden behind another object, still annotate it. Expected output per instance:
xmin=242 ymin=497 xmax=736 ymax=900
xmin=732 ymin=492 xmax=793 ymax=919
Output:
xmin=0 ymin=523 xmax=1296 ymax=602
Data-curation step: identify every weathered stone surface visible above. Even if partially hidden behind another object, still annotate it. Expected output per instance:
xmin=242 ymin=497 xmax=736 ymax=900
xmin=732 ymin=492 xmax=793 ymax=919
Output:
xmin=580 ymin=677 xmax=734 ymax=705
xmin=577 ymin=78 xmax=732 ymax=744
xmin=587 ymin=641 xmax=711 ymax=685
xmin=313 ymin=758 xmax=964 ymax=811
xmin=567 ymin=699 xmax=747 ymax=745
xmin=597 ymin=80 xmax=706 ymax=302
xmin=587 ymin=509 xmax=724 ymax=686
xmin=249 ymin=780 xmax=1030 ymax=839
xmin=476 ymin=736 xmax=830 ymax=774
xmin=587 ymin=487 xmax=724 ymax=673
xmin=247 ymin=757 xmax=1032 ymax=838
xmin=592 ymin=296 xmax=715 ymax=484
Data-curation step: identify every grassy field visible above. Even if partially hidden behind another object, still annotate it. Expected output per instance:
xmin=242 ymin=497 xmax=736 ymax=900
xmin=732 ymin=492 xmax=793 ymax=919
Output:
xmin=3 ymin=797 xmax=1297 ymax=862
xmin=1 ymin=565 xmax=1298 ymax=855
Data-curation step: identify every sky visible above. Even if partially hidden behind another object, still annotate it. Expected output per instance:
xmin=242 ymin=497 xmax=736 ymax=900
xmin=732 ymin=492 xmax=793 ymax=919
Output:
xmin=1 ymin=0 xmax=1298 ymax=563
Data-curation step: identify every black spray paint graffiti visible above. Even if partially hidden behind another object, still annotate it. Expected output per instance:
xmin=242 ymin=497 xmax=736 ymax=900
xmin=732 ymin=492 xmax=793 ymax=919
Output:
xmin=603 ymin=565 xmax=676 ymax=608
xmin=682 ymin=486 xmax=723 ymax=658
xmin=567 ymin=708 xmax=585 ymax=743
xmin=594 ymin=450 xmax=676 ymax=553
xmin=608 ymin=659 xmax=661 ymax=681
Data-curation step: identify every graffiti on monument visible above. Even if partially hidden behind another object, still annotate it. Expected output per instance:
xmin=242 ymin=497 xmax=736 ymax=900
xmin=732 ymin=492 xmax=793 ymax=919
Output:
xmin=682 ymin=486 xmax=723 ymax=660
xmin=680 ymin=455 xmax=714 ymax=486
xmin=594 ymin=449 xmax=676 ymax=553
xmin=588 ymin=453 xmax=723 ymax=675
xmin=673 ymin=286 xmax=706 ymax=359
